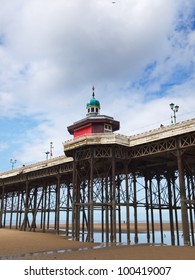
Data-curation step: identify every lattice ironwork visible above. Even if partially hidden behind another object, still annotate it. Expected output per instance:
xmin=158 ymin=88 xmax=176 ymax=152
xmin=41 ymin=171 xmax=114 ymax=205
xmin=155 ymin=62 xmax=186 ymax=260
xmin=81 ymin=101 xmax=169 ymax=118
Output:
xmin=129 ymin=138 xmax=177 ymax=158
xmin=1 ymin=128 xmax=195 ymax=245
xmin=180 ymin=133 xmax=195 ymax=148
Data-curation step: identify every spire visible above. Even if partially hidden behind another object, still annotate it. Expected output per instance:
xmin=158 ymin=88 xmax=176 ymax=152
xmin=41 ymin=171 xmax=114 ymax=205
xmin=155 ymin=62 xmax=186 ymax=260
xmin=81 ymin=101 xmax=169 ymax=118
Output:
xmin=92 ymin=85 xmax=95 ymax=98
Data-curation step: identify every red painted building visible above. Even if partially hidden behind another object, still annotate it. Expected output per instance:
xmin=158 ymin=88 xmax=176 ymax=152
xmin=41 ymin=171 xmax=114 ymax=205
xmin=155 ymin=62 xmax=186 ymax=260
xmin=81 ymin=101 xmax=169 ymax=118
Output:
xmin=67 ymin=88 xmax=120 ymax=139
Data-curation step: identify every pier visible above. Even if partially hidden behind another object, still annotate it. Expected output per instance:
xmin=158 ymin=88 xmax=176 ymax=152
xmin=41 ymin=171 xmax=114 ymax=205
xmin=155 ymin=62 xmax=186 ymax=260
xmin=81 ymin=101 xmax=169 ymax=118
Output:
xmin=1 ymin=118 xmax=195 ymax=245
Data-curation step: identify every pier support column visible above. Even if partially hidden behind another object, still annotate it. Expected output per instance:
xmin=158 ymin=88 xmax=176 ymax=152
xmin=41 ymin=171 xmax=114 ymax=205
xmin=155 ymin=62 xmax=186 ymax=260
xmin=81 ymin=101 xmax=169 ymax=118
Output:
xmin=72 ymin=159 xmax=80 ymax=241
xmin=133 ymin=172 xmax=138 ymax=244
xmin=125 ymin=165 xmax=130 ymax=244
xmin=0 ymin=186 xmax=4 ymax=228
xmin=9 ymin=192 xmax=14 ymax=229
xmin=43 ymin=185 xmax=47 ymax=233
xmin=89 ymin=153 xmax=94 ymax=242
xmin=23 ymin=180 xmax=29 ymax=231
xmin=166 ymin=172 xmax=175 ymax=245
xmin=111 ymin=149 xmax=116 ymax=243
xmin=66 ymin=183 xmax=71 ymax=237
xmin=145 ymin=177 xmax=150 ymax=243
xmin=15 ymin=190 xmax=21 ymax=229
xmin=156 ymin=174 xmax=164 ymax=244
xmin=177 ymin=147 xmax=190 ymax=245
xmin=56 ymin=174 xmax=61 ymax=235
xmin=149 ymin=176 xmax=155 ymax=243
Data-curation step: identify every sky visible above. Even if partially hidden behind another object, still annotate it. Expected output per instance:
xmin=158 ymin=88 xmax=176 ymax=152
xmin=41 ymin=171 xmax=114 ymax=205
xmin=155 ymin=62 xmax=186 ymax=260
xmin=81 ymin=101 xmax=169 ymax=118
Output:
xmin=0 ymin=0 xmax=195 ymax=172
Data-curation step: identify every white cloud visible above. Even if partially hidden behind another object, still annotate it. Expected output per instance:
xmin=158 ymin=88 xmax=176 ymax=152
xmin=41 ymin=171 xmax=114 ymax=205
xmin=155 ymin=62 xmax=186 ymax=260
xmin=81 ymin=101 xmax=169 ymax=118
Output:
xmin=0 ymin=0 xmax=195 ymax=170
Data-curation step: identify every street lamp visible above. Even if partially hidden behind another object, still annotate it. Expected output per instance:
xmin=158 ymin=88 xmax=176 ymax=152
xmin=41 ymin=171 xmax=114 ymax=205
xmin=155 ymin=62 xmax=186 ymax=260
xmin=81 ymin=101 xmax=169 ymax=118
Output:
xmin=170 ymin=103 xmax=179 ymax=124
xmin=10 ymin=159 xmax=17 ymax=170
xmin=45 ymin=151 xmax=50 ymax=160
xmin=50 ymin=141 xmax=54 ymax=159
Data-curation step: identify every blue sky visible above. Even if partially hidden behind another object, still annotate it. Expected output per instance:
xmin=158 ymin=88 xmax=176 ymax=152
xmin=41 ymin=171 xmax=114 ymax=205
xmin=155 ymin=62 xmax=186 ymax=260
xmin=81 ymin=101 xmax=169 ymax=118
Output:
xmin=0 ymin=0 xmax=195 ymax=172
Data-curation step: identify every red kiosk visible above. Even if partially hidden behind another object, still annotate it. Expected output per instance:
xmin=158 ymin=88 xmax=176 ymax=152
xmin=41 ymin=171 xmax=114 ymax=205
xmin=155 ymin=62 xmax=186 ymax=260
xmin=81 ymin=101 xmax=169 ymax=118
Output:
xmin=67 ymin=87 xmax=120 ymax=138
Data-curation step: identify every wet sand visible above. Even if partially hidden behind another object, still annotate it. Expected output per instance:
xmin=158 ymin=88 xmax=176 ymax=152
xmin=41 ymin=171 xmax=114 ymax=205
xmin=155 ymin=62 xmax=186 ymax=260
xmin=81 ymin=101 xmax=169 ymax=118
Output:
xmin=0 ymin=224 xmax=195 ymax=260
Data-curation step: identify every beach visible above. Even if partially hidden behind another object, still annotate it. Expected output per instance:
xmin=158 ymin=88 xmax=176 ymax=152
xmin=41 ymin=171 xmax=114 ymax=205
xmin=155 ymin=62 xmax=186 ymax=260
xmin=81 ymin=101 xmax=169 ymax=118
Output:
xmin=0 ymin=224 xmax=195 ymax=260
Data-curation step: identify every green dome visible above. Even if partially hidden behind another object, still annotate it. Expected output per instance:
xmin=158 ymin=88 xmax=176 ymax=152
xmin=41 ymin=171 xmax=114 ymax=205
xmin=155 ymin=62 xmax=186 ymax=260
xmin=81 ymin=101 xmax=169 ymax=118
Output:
xmin=86 ymin=95 xmax=100 ymax=108
xmin=86 ymin=90 xmax=100 ymax=108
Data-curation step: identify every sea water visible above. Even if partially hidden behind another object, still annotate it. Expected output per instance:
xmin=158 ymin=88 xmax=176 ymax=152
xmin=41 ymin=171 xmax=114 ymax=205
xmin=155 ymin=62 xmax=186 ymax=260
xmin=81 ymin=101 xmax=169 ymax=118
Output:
xmin=91 ymin=231 xmax=185 ymax=245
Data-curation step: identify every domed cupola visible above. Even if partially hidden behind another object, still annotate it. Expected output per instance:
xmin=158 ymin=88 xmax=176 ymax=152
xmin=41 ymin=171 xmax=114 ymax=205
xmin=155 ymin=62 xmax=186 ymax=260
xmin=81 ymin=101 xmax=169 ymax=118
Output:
xmin=67 ymin=86 xmax=120 ymax=139
xmin=86 ymin=86 xmax=100 ymax=115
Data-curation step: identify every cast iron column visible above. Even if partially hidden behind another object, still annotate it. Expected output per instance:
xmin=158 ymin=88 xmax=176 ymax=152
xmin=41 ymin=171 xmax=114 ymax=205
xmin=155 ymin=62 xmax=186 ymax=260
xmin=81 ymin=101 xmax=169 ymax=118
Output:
xmin=89 ymin=152 xmax=94 ymax=242
xmin=111 ymin=148 xmax=116 ymax=243
xmin=0 ymin=185 xmax=4 ymax=228
xmin=177 ymin=139 xmax=190 ymax=245
xmin=56 ymin=174 xmax=61 ymax=235
xmin=23 ymin=180 xmax=29 ymax=231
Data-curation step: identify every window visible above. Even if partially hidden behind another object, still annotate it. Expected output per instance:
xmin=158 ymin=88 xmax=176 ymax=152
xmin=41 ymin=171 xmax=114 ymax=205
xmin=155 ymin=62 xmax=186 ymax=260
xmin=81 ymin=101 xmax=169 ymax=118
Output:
xmin=104 ymin=124 xmax=112 ymax=133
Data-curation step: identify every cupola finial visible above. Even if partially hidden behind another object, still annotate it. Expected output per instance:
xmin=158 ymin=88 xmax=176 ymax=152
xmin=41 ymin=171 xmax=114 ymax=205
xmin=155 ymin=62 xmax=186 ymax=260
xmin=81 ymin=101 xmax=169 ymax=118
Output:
xmin=92 ymin=85 xmax=95 ymax=98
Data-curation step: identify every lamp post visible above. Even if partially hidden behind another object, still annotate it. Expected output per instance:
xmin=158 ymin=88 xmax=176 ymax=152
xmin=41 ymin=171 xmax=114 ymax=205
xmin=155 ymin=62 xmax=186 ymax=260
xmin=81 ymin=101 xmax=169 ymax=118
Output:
xmin=170 ymin=103 xmax=179 ymax=124
xmin=45 ymin=151 xmax=49 ymax=160
xmin=50 ymin=141 xmax=54 ymax=159
xmin=10 ymin=159 xmax=17 ymax=170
